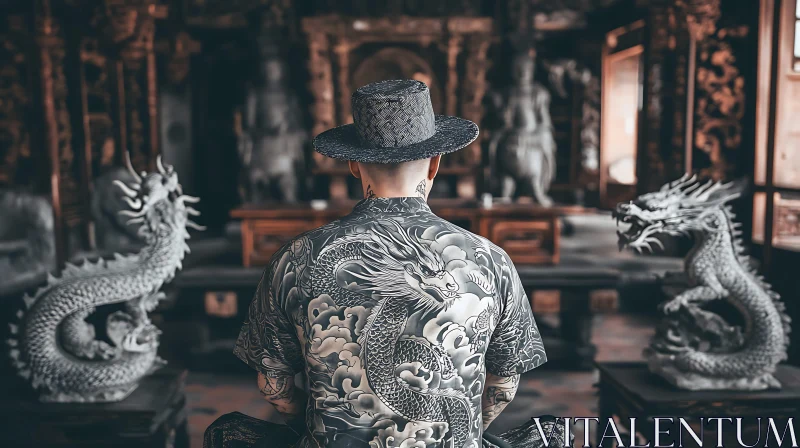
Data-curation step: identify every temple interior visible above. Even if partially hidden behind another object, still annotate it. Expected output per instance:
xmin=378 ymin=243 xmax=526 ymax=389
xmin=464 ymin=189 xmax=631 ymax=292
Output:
xmin=1 ymin=0 xmax=800 ymax=447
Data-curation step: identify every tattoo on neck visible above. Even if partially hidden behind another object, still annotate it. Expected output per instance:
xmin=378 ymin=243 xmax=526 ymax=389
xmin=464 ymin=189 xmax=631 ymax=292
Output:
xmin=365 ymin=185 xmax=376 ymax=199
xmin=415 ymin=180 xmax=427 ymax=198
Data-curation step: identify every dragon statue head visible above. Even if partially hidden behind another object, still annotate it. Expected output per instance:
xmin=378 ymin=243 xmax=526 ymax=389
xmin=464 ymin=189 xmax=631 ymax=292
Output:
xmin=113 ymin=153 xmax=205 ymax=239
xmin=613 ymin=175 xmax=742 ymax=252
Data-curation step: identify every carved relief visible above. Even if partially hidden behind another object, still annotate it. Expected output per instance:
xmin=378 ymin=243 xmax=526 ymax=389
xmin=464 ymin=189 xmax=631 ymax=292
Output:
xmin=640 ymin=2 xmax=681 ymax=193
xmin=676 ymin=0 xmax=721 ymax=41
xmin=0 ymin=16 xmax=33 ymax=187
xmin=158 ymin=32 xmax=201 ymax=86
xmin=694 ymin=26 xmax=747 ymax=180
xmin=186 ymin=0 xmax=292 ymax=31
xmin=96 ymin=0 xmax=162 ymax=172
xmin=101 ymin=0 xmax=159 ymax=69
xmin=80 ymin=37 xmax=116 ymax=174
xmin=459 ymin=34 xmax=491 ymax=165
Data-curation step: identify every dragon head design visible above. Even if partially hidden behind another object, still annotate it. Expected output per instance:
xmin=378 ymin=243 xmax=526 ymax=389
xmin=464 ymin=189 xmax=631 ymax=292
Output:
xmin=113 ymin=153 xmax=205 ymax=238
xmin=355 ymin=219 xmax=459 ymax=308
xmin=613 ymin=175 xmax=741 ymax=252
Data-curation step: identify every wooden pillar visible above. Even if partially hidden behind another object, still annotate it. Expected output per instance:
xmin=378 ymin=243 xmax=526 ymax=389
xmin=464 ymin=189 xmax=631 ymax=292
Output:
xmin=146 ymin=49 xmax=159 ymax=172
xmin=332 ymin=38 xmax=353 ymax=125
xmin=303 ymin=24 xmax=336 ymax=171
xmin=36 ymin=1 xmax=66 ymax=265
xmin=444 ymin=34 xmax=462 ymax=117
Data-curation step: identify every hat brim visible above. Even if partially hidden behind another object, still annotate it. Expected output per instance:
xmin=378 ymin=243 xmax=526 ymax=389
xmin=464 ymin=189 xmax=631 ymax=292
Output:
xmin=313 ymin=115 xmax=479 ymax=164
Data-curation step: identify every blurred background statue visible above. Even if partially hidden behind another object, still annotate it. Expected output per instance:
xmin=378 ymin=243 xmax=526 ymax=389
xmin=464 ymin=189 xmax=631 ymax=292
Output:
xmin=545 ymin=58 xmax=600 ymax=178
xmin=0 ymin=190 xmax=56 ymax=297
xmin=488 ymin=48 xmax=557 ymax=206
xmin=236 ymin=37 xmax=306 ymax=204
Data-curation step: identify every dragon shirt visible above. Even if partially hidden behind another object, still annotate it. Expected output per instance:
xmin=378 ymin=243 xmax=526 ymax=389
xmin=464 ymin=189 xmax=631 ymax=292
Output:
xmin=234 ymin=197 xmax=547 ymax=448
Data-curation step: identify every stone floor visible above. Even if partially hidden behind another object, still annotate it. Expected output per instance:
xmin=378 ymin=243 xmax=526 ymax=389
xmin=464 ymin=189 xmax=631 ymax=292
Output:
xmin=185 ymin=313 xmax=657 ymax=447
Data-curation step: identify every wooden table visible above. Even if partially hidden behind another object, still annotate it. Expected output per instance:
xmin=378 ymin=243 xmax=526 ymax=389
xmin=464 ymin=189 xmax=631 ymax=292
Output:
xmin=231 ymin=200 xmax=590 ymax=267
xmin=519 ymin=264 xmax=621 ymax=369
xmin=0 ymin=368 xmax=189 ymax=448
xmin=595 ymin=362 xmax=800 ymax=448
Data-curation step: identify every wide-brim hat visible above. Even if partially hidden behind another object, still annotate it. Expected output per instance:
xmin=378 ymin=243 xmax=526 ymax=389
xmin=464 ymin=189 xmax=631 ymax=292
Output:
xmin=313 ymin=79 xmax=479 ymax=164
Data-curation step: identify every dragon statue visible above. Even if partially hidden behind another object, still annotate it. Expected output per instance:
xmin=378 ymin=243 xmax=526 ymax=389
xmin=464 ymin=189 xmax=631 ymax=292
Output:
xmin=7 ymin=155 xmax=203 ymax=402
xmin=614 ymin=175 xmax=791 ymax=390
xmin=311 ymin=220 xmax=474 ymax=448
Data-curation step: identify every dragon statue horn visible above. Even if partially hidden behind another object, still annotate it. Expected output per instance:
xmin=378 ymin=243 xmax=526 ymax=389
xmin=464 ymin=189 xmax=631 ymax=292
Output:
xmin=112 ymin=180 xmax=139 ymax=198
xmin=123 ymin=152 xmax=142 ymax=183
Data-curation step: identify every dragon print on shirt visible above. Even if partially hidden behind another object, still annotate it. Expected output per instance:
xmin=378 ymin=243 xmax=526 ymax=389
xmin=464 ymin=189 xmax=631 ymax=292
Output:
xmin=235 ymin=197 xmax=547 ymax=448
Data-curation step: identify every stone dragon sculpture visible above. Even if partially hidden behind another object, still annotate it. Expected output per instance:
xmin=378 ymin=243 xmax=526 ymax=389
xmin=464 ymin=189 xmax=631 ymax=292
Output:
xmin=312 ymin=220 xmax=474 ymax=448
xmin=7 ymin=155 xmax=203 ymax=402
xmin=614 ymin=175 xmax=791 ymax=390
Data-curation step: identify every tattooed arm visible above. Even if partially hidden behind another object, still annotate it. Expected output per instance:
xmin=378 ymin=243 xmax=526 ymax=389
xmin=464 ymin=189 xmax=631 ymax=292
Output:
xmin=258 ymin=369 xmax=308 ymax=433
xmin=481 ymin=373 xmax=520 ymax=430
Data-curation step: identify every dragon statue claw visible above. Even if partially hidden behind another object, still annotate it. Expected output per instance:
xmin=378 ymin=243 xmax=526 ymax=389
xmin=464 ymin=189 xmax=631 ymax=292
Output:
xmin=8 ymin=155 xmax=199 ymax=402
xmin=616 ymin=177 xmax=790 ymax=391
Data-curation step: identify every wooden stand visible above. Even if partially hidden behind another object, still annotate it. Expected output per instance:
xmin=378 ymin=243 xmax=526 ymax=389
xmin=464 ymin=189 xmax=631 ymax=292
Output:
xmin=0 ymin=369 xmax=189 ymax=448
xmin=595 ymin=362 xmax=800 ymax=448
xmin=231 ymin=200 xmax=590 ymax=267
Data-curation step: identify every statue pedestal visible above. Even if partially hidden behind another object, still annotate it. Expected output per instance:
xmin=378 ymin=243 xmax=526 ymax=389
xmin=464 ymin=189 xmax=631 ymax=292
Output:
xmin=0 ymin=368 xmax=189 ymax=448
xmin=595 ymin=362 xmax=800 ymax=448
xmin=230 ymin=200 xmax=591 ymax=267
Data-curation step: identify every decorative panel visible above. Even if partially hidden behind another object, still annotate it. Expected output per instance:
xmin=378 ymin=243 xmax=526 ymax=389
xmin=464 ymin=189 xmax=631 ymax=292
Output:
xmin=773 ymin=192 xmax=800 ymax=251
xmin=80 ymin=37 xmax=115 ymax=176
xmin=0 ymin=16 xmax=35 ymax=188
xmin=693 ymin=26 xmax=748 ymax=180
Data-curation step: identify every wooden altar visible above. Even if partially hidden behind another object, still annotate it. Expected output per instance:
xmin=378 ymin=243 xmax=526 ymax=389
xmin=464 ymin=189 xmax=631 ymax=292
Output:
xmin=231 ymin=201 xmax=589 ymax=267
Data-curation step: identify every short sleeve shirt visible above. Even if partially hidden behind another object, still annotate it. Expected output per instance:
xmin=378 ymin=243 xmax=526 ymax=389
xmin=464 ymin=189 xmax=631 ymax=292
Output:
xmin=234 ymin=197 xmax=547 ymax=448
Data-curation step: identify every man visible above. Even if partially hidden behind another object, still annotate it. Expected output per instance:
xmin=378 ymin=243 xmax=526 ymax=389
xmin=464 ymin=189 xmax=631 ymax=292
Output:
xmin=228 ymin=80 xmax=548 ymax=447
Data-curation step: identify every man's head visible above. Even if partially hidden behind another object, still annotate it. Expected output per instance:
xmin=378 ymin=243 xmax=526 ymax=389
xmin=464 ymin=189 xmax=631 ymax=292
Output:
xmin=312 ymin=80 xmax=478 ymax=190
xmin=348 ymin=155 xmax=441 ymax=199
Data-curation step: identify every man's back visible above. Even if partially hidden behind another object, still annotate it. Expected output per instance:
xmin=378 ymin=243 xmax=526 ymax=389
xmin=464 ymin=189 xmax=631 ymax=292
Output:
xmin=235 ymin=197 xmax=547 ymax=447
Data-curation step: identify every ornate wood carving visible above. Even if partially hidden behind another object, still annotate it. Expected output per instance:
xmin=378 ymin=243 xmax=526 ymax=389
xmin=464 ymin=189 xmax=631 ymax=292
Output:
xmin=461 ymin=34 xmax=491 ymax=165
xmin=693 ymin=26 xmax=747 ymax=180
xmin=677 ymin=0 xmax=721 ymax=41
xmin=77 ymin=36 xmax=110 ymax=220
xmin=98 ymin=0 xmax=163 ymax=173
xmin=639 ymin=0 xmax=688 ymax=194
xmin=0 ymin=16 xmax=34 ymax=188
xmin=156 ymin=31 xmax=201 ymax=86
